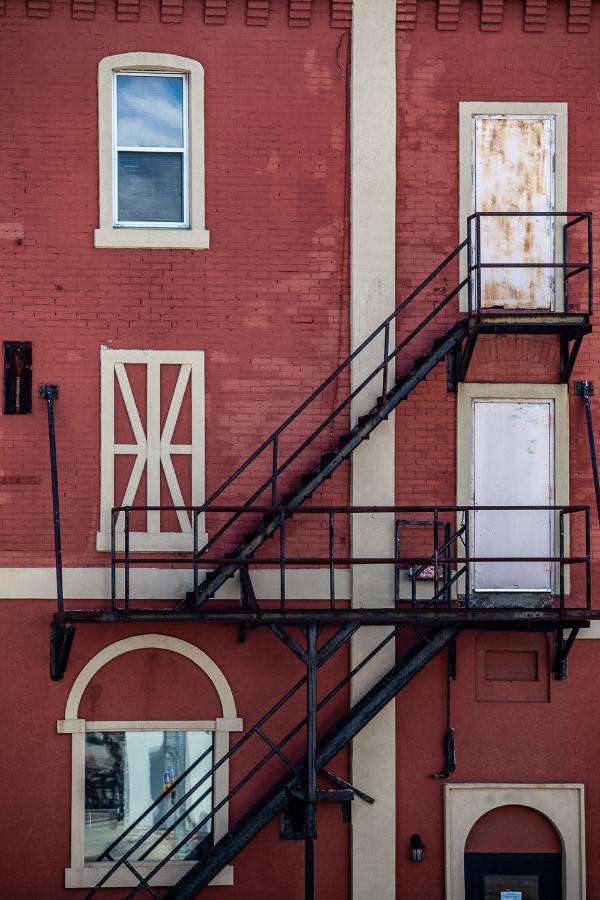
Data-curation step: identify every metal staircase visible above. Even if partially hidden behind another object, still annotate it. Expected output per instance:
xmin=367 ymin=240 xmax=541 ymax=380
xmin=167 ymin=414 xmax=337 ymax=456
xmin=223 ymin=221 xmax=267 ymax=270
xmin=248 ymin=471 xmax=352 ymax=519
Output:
xmin=84 ymin=623 xmax=460 ymax=899
xmin=190 ymin=318 xmax=469 ymax=608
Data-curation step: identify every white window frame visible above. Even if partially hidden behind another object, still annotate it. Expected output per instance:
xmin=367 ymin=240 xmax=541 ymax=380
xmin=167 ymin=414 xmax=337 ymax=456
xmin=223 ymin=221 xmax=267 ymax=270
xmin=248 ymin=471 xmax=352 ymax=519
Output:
xmin=95 ymin=53 xmax=210 ymax=249
xmin=96 ymin=348 xmax=207 ymax=553
xmin=58 ymin=635 xmax=243 ymax=889
xmin=113 ymin=71 xmax=190 ymax=229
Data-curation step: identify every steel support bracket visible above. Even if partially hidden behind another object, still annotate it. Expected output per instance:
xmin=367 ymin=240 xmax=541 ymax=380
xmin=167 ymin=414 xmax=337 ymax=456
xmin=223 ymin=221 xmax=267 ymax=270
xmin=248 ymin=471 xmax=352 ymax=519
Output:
xmin=238 ymin=565 xmax=259 ymax=643
xmin=320 ymin=769 xmax=375 ymax=805
xmin=50 ymin=619 xmax=76 ymax=680
xmin=552 ymin=626 xmax=580 ymax=680
xmin=560 ymin=328 xmax=590 ymax=383
xmin=447 ymin=327 xmax=478 ymax=392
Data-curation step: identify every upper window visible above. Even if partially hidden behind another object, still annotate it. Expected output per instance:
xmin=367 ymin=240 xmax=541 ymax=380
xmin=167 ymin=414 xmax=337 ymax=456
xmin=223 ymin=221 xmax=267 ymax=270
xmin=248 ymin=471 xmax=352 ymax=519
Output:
xmin=95 ymin=54 xmax=210 ymax=249
xmin=114 ymin=73 xmax=189 ymax=227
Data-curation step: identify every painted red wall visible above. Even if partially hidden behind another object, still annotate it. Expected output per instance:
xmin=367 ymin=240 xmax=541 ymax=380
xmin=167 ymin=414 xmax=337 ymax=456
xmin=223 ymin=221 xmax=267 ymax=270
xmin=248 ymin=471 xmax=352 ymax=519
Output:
xmin=0 ymin=0 xmax=350 ymax=568
xmin=465 ymin=804 xmax=562 ymax=854
xmin=0 ymin=603 xmax=351 ymax=898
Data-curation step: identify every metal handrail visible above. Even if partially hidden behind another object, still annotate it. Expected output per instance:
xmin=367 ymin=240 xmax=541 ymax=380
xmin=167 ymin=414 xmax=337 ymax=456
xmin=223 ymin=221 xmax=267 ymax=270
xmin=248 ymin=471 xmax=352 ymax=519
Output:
xmin=466 ymin=211 xmax=592 ymax=315
xmin=102 ymin=213 xmax=592 ymax=605
xmin=111 ymin=504 xmax=592 ymax=615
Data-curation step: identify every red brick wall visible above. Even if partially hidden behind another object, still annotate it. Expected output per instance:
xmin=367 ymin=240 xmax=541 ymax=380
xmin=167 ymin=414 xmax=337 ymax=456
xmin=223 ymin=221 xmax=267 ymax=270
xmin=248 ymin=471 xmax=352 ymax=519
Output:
xmin=0 ymin=0 xmax=350 ymax=567
xmin=393 ymin=5 xmax=600 ymax=897
xmin=394 ymin=0 xmax=600 ymax=558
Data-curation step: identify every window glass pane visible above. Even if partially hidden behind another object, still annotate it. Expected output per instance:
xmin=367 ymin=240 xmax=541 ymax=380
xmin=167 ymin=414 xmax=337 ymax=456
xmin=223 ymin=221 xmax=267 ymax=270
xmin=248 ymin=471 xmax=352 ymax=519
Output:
xmin=116 ymin=75 xmax=184 ymax=148
xmin=118 ymin=152 xmax=183 ymax=223
xmin=84 ymin=731 xmax=213 ymax=864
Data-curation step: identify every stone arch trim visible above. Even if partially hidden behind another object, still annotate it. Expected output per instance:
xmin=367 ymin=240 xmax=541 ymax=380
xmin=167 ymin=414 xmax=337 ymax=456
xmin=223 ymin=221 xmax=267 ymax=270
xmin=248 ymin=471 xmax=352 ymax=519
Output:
xmin=445 ymin=783 xmax=586 ymax=900
xmin=64 ymin=633 xmax=237 ymax=721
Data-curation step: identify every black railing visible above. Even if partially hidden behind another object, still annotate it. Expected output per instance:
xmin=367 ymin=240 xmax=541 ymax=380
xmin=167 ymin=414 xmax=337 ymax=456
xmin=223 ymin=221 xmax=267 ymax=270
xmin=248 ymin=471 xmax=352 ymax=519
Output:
xmin=97 ymin=214 xmax=593 ymax=602
xmin=108 ymin=504 xmax=591 ymax=614
xmin=466 ymin=211 xmax=592 ymax=315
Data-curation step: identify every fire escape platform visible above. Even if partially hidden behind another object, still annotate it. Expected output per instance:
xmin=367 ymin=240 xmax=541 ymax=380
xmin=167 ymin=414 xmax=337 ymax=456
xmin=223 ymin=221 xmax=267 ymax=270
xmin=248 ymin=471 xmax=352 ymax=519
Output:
xmin=471 ymin=311 xmax=590 ymax=336
xmin=53 ymin=607 xmax=595 ymax=628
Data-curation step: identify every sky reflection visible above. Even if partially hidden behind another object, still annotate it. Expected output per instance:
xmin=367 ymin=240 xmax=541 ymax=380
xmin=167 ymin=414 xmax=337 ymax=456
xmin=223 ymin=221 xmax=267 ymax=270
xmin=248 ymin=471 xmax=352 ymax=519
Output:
xmin=117 ymin=75 xmax=184 ymax=148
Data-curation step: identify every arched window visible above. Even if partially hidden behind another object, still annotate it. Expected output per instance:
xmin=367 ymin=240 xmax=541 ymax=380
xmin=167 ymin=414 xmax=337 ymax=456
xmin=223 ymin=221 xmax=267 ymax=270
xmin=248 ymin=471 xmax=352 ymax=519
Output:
xmin=59 ymin=635 xmax=242 ymax=889
xmin=94 ymin=53 xmax=210 ymax=249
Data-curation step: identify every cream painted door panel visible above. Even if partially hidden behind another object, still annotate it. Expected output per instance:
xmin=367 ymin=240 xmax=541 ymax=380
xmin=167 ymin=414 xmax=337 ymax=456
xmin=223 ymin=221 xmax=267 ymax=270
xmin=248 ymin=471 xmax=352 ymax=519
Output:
xmin=473 ymin=115 xmax=555 ymax=309
xmin=472 ymin=399 xmax=553 ymax=593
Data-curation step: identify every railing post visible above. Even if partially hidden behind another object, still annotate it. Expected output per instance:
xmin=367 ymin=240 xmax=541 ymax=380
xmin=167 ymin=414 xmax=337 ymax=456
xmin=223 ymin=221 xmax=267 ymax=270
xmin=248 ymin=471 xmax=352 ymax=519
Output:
xmin=124 ymin=507 xmax=130 ymax=612
xmin=271 ymin=435 xmax=279 ymax=505
xmin=444 ymin=521 xmax=451 ymax=607
xmin=467 ymin=216 xmax=474 ymax=315
xmin=394 ymin=520 xmax=401 ymax=606
xmin=329 ymin=512 xmax=335 ymax=610
xmin=433 ymin=509 xmax=439 ymax=609
xmin=563 ymin=220 xmax=569 ymax=313
xmin=585 ymin=506 xmax=591 ymax=610
xmin=111 ymin=509 xmax=117 ymax=612
xmin=559 ymin=510 xmax=565 ymax=613
xmin=280 ymin=506 xmax=286 ymax=610
xmin=305 ymin=622 xmax=318 ymax=900
xmin=193 ymin=508 xmax=199 ymax=605
xmin=464 ymin=509 xmax=471 ymax=608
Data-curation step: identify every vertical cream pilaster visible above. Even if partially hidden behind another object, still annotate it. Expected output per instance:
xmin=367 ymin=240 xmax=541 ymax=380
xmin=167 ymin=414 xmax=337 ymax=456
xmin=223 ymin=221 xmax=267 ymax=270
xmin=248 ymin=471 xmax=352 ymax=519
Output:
xmin=350 ymin=1 xmax=397 ymax=898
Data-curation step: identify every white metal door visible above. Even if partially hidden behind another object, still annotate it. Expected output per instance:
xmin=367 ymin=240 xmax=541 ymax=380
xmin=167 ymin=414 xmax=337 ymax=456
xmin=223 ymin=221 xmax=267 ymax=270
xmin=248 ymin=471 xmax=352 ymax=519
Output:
xmin=473 ymin=115 xmax=555 ymax=309
xmin=472 ymin=400 xmax=553 ymax=593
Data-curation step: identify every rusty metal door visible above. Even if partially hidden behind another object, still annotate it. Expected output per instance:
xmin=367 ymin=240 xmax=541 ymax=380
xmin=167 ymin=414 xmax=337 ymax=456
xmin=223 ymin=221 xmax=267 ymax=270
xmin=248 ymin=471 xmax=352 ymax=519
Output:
xmin=473 ymin=115 xmax=556 ymax=309
xmin=472 ymin=399 xmax=554 ymax=594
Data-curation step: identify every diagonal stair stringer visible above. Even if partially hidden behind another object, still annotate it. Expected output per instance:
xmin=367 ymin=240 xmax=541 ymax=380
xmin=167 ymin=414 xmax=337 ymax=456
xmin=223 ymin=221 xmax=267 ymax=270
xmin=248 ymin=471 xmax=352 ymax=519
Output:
xmin=192 ymin=320 xmax=469 ymax=607
xmin=165 ymin=625 xmax=460 ymax=899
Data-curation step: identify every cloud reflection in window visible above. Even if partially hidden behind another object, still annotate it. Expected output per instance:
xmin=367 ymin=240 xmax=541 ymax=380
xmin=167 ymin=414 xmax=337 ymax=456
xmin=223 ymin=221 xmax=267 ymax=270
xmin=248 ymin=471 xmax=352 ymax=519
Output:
xmin=117 ymin=75 xmax=184 ymax=148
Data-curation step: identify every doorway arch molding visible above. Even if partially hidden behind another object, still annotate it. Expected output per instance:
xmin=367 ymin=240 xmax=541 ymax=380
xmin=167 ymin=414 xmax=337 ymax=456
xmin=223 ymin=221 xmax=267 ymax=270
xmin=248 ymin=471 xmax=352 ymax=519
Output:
xmin=444 ymin=783 xmax=585 ymax=900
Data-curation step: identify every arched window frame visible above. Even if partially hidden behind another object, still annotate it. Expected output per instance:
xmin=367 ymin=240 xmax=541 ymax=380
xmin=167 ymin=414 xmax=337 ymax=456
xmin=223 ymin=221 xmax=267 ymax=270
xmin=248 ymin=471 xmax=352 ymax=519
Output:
xmin=94 ymin=53 xmax=210 ymax=250
xmin=444 ymin=782 xmax=585 ymax=900
xmin=58 ymin=635 xmax=242 ymax=889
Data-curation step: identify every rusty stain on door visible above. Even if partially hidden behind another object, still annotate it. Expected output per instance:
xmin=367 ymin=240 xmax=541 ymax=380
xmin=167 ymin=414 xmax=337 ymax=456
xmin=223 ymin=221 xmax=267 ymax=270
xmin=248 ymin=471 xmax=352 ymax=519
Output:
xmin=473 ymin=115 xmax=555 ymax=309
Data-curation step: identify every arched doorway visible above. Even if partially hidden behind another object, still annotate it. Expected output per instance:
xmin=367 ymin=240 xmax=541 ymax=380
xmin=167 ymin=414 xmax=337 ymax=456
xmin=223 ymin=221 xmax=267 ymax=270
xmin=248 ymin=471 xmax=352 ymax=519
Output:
xmin=464 ymin=805 xmax=562 ymax=900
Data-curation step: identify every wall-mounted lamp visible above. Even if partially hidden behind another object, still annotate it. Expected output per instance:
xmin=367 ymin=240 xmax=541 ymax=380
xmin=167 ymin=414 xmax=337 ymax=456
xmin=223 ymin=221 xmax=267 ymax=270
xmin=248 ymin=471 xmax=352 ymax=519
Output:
xmin=410 ymin=833 xmax=426 ymax=863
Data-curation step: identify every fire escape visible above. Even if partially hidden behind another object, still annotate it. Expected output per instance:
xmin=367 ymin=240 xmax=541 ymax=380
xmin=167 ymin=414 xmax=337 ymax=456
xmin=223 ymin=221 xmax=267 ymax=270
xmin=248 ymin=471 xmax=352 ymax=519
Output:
xmin=42 ymin=212 xmax=596 ymax=899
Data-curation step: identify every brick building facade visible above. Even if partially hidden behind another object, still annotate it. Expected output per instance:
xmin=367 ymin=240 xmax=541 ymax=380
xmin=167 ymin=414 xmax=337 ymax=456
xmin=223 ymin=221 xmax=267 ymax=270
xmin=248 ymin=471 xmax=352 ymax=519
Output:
xmin=1 ymin=0 xmax=600 ymax=897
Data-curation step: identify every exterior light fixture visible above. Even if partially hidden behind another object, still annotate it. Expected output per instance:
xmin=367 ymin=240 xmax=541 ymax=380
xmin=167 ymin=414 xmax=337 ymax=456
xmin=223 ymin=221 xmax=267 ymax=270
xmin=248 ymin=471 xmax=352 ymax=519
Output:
xmin=410 ymin=833 xmax=426 ymax=862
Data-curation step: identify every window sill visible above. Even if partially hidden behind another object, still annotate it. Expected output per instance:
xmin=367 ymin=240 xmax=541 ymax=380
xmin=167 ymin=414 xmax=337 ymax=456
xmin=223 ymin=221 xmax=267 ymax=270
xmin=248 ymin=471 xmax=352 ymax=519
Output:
xmin=96 ymin=531 xmax=209 ymax=552
xmin=65 ymin=863 xmax=233 ymax=888
xmin=94 ymin=227 xmax=210 ymax=250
